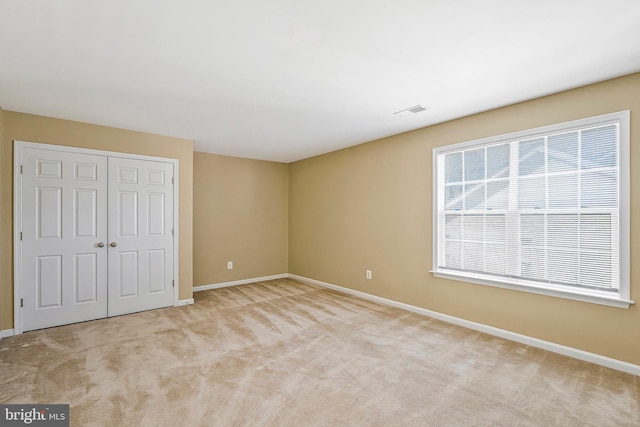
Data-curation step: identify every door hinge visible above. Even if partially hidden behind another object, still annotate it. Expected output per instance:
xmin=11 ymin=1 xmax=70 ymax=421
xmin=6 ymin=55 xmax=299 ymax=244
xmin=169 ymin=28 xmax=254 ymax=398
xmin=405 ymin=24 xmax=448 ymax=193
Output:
xmin=21 ymin=298 xmax=24 ymax=308
xmin=171 ymin=177 xmax=174 ymax=184
xmin=171 ymin=228 xmax=174 ymax=236
xmin=20 ymin=231 xmax=23 ymax=241
xmin=20 ymin=165 xmax=23 ymax=174
xmin=172 ymin=280 xmax=175 ymax=288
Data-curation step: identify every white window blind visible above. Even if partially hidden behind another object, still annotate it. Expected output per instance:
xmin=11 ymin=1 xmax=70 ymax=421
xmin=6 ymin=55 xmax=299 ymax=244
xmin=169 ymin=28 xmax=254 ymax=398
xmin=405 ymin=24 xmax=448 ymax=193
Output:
xmin=432 ymin=111 xmax=631 ymax=308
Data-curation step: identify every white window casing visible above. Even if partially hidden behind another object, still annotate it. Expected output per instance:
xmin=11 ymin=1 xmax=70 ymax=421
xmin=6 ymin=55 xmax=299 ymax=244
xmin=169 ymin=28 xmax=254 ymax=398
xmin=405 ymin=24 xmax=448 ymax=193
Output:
xmin=432 ymin=111 xmax=632 ymax=308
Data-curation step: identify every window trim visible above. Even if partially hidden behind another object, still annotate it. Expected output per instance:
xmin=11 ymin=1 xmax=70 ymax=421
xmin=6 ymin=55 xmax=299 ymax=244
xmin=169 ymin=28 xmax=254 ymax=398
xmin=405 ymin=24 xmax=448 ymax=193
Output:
xmin=431 ymin=111 xmax=632 ymax=309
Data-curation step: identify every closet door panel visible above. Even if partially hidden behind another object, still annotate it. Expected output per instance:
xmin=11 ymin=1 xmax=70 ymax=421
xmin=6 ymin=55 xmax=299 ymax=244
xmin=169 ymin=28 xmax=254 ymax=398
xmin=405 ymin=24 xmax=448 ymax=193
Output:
xmin=21 ymin=148 xmax=108 ymax=331
xmin=107 ymin=157 xmax=174 ymax=316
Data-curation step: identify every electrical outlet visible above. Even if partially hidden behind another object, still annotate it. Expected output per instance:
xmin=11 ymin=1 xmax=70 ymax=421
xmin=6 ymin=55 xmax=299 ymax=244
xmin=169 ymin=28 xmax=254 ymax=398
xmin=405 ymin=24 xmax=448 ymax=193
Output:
xmin=227 ymin=261 xmax=233 ymax=270
xmin=366 ymin=270 xmax=372 ymax=280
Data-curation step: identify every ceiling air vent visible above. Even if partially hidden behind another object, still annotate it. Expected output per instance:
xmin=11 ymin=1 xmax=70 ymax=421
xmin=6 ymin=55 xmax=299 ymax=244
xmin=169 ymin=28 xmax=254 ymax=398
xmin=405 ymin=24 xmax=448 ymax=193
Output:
xmin=394 ymin=105 xmax=428 ymax=117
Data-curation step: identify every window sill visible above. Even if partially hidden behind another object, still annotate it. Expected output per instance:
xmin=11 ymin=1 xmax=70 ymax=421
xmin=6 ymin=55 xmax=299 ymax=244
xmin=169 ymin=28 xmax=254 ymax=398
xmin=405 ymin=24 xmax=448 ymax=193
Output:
xmin=431 ymin=270 xmax=634 ymax=309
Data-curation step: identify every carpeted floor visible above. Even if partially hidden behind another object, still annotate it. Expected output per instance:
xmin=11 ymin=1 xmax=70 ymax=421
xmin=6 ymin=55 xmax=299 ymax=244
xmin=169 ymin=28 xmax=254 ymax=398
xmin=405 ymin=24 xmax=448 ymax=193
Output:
xmin=0 ymin=278 xmax=638 ymax=426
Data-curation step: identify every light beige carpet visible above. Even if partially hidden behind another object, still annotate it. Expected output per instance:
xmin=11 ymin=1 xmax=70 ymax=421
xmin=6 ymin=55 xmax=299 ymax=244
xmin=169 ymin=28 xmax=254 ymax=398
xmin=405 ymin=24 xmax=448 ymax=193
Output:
xmin=0 ymin=278 xmax=638 ymax=426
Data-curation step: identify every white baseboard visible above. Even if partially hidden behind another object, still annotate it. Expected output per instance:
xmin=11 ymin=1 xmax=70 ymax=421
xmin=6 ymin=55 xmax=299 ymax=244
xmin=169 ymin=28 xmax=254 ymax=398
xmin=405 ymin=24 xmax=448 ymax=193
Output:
xmin=288 ymin=274 xmax=640 ymax=377
xmin=176 ymin=298 xmax=195 ymax=307
xmin=193 ymin=274 xmax=289 ymax=292
xmin=0 ymin=329 xmax=15 ymax=339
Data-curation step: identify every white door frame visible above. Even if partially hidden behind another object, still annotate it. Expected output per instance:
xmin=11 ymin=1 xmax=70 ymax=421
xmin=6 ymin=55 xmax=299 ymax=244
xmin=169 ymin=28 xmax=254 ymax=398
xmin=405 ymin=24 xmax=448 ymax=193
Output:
xmin=13 ymin=140 xmax=180 ymax=335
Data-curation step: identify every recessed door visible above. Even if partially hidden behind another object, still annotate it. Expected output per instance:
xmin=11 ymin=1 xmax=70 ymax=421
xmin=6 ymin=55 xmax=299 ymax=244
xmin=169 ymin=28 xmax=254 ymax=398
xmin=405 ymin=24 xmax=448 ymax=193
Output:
xmin=107 ymin=157 xmax=174 ymax=316
xmin=17 ymin=143 xmax=177 ymax=333
xmin=21 ymin=148 xmax=108 ymax=331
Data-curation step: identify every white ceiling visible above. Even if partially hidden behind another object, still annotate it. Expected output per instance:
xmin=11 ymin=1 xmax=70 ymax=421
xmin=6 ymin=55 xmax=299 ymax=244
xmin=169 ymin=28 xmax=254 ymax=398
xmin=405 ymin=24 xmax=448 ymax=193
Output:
xmin=1 ymin=1 xmax=639 ymax=163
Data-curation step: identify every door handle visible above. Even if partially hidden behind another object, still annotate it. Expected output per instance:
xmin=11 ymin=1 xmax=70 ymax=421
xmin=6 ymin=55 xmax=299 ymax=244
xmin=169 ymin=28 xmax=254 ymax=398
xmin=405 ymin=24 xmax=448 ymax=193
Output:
xmin=97 ymin=242 xmax=105 ymax=248
xmin=110 ymin=242 xmax=117 ymax=247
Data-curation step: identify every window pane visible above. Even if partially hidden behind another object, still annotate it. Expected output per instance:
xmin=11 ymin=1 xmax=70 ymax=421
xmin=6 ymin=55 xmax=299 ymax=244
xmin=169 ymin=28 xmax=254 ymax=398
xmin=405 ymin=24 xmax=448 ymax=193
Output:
xmin=445 ymin=152 xmax=463 ymax=183
xmin=445 ymin=241 xmax=462 ymax=269
xmin=521 ymin=214 xmax=545 ymax=247
xmin=518 ymin=176 xmax=545 ymax=209
xmin=464 ymin=183 xmax=485 ymax=210
xmin=485 ymin=243 xmax=506 ymax=275
xmin=485 ymin=214 xmax=506 ymax=243
xmin=548 ymin=174 xmax=577 ymax=209
xmin=521 ymin=247 xmax=546 ymax=281
xmin=487 ymin=144 xmax=509 ymax=178
xmin=581 ymin=171 xmax=617 ymax=208
xmin=464 ymin=148 xmax=485 ymax=181
xmin=547 ymin=214 xmax=578 ymax=249
xmin=445 ymin=214 xmax=462 ymax=240
xmin=581 ymin=125 xmax=617 ymax=170
xmin=487 ymin=180 xmax=509 ymax=210
xmin=463 ymin=242 xmax=484 ymax=271
xmin=463 ymin=215 xmax=484 ymax=241
xmin=547 ymin=249 xmax=579 ymax=284
xmin=548 ymin=131 xmax=578 ymax=172
xmin=519 ymin=137 xmax=545 ymax=176
xmin=580 ymin=252 xmax=612 ymax=288
xmin=445 ymin=185 xmax=463 ymax=210
xmin=521 ymin=214 xmax=545 ymax=280
xmin=580 ymin=214 xmax=611 ymax=251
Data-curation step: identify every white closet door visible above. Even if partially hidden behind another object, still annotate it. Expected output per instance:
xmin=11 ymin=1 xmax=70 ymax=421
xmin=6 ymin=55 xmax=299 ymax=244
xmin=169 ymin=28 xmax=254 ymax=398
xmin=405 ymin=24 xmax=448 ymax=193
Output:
xmin=107 ymin=157 xmax=174 ymax=316
xmin=21 ymin=148 xmax=108 ymax=331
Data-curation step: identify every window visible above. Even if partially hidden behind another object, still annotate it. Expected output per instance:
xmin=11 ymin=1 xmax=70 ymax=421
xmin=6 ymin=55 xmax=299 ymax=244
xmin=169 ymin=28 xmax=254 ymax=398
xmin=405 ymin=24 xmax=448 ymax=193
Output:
xmin=432 ymin=111 xmax=632 ymax=308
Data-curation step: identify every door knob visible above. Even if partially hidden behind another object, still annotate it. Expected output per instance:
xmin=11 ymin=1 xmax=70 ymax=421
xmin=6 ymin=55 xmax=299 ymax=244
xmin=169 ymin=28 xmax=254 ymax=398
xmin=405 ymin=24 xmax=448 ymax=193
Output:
xmin=97 ymin=242 xmax=105 ymax=248
xmin=110 ymin=242 xmax=117 ymax=247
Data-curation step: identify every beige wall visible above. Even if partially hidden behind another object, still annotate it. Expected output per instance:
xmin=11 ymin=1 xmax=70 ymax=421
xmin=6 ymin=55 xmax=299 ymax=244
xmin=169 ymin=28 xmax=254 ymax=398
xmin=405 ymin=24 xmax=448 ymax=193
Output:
xmin=289 ymin=72 xmax=640 ymax=365
xmin=193 ymin=152 xmax=288 ymax=286
xmin=1 ymin=112 xmax=194 ymax=330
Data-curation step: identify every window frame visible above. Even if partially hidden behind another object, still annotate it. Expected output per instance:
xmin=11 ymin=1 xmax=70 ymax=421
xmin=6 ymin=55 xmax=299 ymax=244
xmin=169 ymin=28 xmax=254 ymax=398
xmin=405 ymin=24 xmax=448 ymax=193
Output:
xmin=431 ymin=111 xmax=632 ymax=309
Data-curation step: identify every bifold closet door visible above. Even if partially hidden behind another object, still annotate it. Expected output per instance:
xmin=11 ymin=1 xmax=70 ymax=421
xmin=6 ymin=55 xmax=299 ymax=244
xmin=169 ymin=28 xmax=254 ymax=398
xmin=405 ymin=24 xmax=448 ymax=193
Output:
xmin=107 ymin=157 xmax=174 ymax=316
xmin=21 ymin=148 xmax=108 ymax=331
